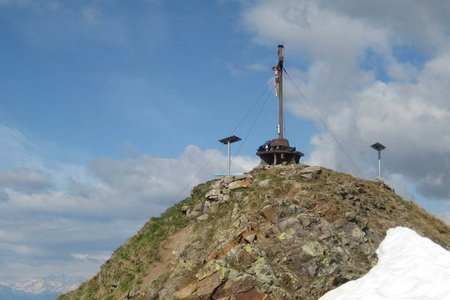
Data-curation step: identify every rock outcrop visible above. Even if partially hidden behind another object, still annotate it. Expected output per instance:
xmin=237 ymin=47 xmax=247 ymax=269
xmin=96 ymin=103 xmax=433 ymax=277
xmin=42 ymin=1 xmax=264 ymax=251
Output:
xmin=59 ymin=165 xmax=450 ymax=300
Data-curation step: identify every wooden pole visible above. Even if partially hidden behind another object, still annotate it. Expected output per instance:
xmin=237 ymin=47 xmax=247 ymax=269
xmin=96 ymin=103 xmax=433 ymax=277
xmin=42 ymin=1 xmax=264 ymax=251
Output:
xmin=277 ymin=45 xmax=284 ymax=140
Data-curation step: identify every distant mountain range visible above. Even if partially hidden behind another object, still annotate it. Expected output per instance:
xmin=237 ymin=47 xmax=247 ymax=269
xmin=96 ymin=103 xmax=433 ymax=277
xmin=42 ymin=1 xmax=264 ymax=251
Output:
xmin=1 ymin=275 xmax=84 ymax=300
xmin=0 ymin=284 xmax=57 ymax=300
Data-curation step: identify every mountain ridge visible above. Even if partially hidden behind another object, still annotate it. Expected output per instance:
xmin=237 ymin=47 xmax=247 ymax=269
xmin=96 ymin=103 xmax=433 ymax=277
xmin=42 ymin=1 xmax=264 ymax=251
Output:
xmin=10 ymin=275 xmax=84 ymax=295
xmin=0 ymin=283 xmax=58 ymax=300
xmin=59 ymin=164 xmax=450 ymax=299
xmin=0 ymin=274 xmax=83 ymax=300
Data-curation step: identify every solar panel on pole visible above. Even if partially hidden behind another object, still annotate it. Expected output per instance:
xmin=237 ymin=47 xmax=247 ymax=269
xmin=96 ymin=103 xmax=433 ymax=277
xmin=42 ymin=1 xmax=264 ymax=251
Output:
xmin=371 ymin=142 xmax=386 ymax=179
xmin=219 ymin=135 xmax=242 ymax=176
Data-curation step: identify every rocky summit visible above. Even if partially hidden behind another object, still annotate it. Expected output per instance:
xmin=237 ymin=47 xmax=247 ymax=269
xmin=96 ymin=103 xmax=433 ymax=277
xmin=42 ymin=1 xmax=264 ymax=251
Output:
xmin=59 ymin=165 xmax=450 ymax=300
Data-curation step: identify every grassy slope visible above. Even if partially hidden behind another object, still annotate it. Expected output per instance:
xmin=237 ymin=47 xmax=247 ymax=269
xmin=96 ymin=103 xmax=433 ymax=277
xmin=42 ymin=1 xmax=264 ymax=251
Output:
xmin=59 ymin=181 xmax=213 ymax=300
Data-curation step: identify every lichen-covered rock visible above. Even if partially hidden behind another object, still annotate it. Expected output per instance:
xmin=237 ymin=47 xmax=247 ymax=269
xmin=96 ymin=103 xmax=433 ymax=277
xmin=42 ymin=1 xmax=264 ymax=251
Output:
xmin=302 ymin=241 xmax=325 ymax=257
xmin=250 ymin=257 xmax=276 ymax=287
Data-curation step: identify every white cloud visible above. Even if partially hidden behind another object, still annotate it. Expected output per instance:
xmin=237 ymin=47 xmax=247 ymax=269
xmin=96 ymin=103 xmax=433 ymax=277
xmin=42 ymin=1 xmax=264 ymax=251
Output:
xmin=243 ymin=0 xmax=450 ymax=206
xmin=0 ymin=124 xmax=259 ymax=281
xmin=0 ymin=144 xmax=257 ymax=221
xmin=71 ymin=253 xmax=110 ymax=264
xmin=315 ymin=0 xmax=450 ymax=50
xmin=0 ymin=169 xmax=52 ymax=193
xmin=0 ymin=125 xmax=44 ymax=171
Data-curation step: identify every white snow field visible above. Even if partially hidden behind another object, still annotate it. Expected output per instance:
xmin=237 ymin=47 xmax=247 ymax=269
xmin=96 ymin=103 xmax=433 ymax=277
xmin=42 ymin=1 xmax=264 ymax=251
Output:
xmin=320 ymin=226 xmax=450 ymax=300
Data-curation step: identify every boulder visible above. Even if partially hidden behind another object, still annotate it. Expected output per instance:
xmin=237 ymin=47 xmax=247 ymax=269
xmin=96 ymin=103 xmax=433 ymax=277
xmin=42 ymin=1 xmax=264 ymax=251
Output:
xmin=214 ymin=275 xmax=259 ymax=299
xmin=229 ymin=180 xmax=252 ymax=190
xmin=261 ymin=204 xmax=278 ymax=222
xmin=300 ymin=166 xmax=322 ymax=174
xmin=205 ymin=189 xmax=220 ymax=201
xmin=197 ymin=214 xmax=209 ymax=221
xmin=278 ymin=217 xmax=300 ymax=232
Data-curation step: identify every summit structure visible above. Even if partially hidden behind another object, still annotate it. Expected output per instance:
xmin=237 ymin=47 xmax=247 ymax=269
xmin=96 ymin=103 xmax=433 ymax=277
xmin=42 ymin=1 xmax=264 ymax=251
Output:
xmin=257 ymin=45 xmax=303 ymax=165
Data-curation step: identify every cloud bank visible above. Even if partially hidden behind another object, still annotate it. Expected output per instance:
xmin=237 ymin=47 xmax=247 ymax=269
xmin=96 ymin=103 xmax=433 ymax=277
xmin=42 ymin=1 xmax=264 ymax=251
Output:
xmin=0 ymin=124 xmax=258 ymax=281
xmin=243 ymin=0 xmax=450 ymax=205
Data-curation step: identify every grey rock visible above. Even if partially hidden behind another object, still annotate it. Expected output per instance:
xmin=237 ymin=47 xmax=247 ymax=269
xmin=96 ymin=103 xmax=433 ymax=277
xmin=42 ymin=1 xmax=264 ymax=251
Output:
xmin=205 ymin=189 xmax=220 ymax=200
xmin=297 ymin=213 xmax=312 ymax=227
xmin=186 ymin=202 xmax=203 ymax=219
xmin=345 ymin=212 xmax=357 ymax=222
xmin=233 ymin=174 xmax=253 ymax=181
xmin=302 ymin=241 xmax=325 ymax=257
xmin=181 ymin=205 xmax=189 ymax=213
xmin=222 ymin=176 xmax=234 ymax=184
xmin=197 ymin=214 xmax=209 ymax=221
xmin=301 ymin=173 xmax=313 ymax=180
xmin=228 ymin=181 xmax=243 ymax=190
xmin=358 ymin=218 xmax=369 ymax=230
xmin=278 ymin=217 xmax=300 ymax=232
xmin=193 ymin=202 xmax=203 ymax=212
xmin=258 ymin=179 xmax=271 ymax=188
xmin=361 ymin=243 xmax=373 ymax=255
xmin=351 ymin=225 xmax=366 ymax=241
xmin=299 ymin=166 xmax=322 ymax=174
xmin=250 ymin=257 xmax=275 ymax=286
xmin=231 ymin=203 xmax=240 ymax=220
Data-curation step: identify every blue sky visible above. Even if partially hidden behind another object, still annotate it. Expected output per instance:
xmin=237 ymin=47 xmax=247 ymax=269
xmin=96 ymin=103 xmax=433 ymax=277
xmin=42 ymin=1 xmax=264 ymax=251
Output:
xmin=0 ymin=0 xmax=313 ymax=162
xmin=1 ymin=0 xmax=450 ymax=286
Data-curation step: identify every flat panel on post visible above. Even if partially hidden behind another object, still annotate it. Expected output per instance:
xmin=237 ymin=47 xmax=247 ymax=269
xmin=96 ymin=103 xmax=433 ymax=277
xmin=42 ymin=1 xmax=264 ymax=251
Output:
xmin=371 ymin=142 xmax=386 ymax=152
xmin=219 ymin=135 xmax=242 ymax=176
xmin=371 ymin=142 xmax=386 ymax=180
xmin=219 ymin=135 xmax=242 ymax=144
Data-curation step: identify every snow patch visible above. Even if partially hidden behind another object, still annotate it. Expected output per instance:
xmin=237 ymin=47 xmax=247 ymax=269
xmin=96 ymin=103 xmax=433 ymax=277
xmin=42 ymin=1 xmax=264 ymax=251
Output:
xmin=320 ymin=227 xmax=450 ymax=300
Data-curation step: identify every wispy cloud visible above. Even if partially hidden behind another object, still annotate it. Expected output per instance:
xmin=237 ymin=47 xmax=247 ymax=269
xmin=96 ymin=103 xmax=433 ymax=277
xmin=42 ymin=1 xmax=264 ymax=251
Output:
xmin=0 ymin=169 xmax=52 ymax=194
xmin=81 ymin=6 xmax=101 ymax=23
xmin=71 ymin=253 xmax=110 ymax=264
xmin=0 ymin=0 xmax=31 ymax=6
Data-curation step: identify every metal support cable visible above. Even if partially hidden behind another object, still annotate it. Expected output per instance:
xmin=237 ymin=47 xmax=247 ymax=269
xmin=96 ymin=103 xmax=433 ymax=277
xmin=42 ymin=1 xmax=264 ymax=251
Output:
xmin=229 ymin=82 xmax=271 ymax=135
xmin=283 ymin=68 xmax=364 ymax=177
xmin=234 ymin=89 xmax=272 ymax=156
xmin=173 ymin=81 xmax=274 ymax=202
xmin=172 ymin=148 xmax=221 ymax=203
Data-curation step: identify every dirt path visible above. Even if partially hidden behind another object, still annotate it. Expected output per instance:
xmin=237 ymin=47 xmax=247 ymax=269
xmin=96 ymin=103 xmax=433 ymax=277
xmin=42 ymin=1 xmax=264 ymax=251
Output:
xmin=143 ymin=225 xmax=197 ymax=284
